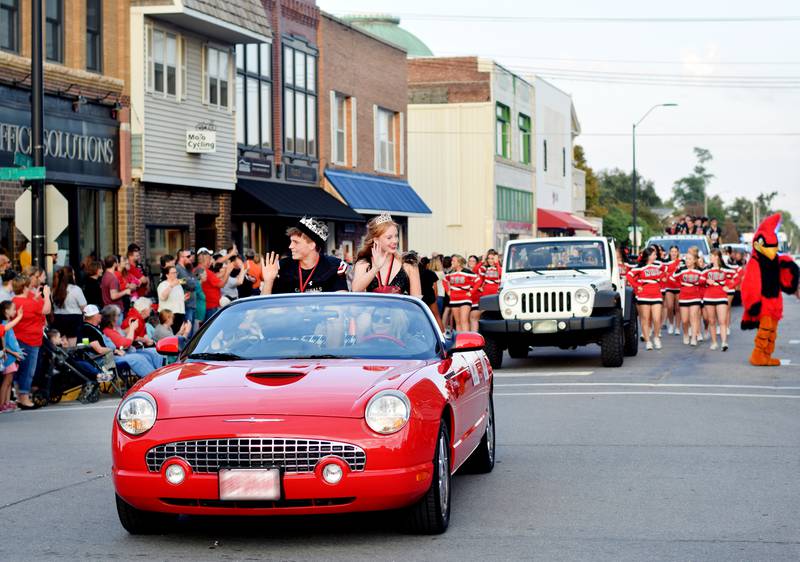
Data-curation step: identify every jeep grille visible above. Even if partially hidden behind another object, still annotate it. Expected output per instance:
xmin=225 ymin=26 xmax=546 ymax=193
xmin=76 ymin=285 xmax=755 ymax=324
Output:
xmin=520 ymin=290 xmax=572 ymax=314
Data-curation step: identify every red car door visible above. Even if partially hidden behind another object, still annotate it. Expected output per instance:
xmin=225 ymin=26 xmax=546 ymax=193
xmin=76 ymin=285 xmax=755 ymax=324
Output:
xmin=447 ymin=350 xmax=490 ymax=468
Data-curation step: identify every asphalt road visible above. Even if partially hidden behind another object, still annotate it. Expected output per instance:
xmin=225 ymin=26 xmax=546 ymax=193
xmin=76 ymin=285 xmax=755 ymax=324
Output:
xmin=3 ymin=300 xmax=800 ymax=561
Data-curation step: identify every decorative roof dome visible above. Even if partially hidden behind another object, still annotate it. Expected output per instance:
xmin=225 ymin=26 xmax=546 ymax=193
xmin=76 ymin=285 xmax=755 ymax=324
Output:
xmin=340 ymin=14 xmax=434 ymax=57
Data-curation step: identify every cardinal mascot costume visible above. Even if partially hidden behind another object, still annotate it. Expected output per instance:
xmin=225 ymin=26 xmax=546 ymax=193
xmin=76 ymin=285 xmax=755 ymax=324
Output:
xmin=740 ymin=213 xmax=799 ymax=366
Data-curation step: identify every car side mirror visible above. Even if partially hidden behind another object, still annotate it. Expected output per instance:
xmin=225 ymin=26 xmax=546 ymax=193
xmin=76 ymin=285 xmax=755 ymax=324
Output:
xmin=155 ymin=336 xmax=180 ymax=356
xmin=446 ymin=332 xmax=485 ymax=356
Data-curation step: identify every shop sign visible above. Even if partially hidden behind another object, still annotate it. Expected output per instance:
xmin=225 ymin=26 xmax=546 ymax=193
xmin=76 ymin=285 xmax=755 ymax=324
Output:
xmin=238 ymin=157 xmax=271 ymax=178
xmin=186 ymin=130 xmax=217 ymax=153
xmin=286 ymin=164 xmax=317 ymax=184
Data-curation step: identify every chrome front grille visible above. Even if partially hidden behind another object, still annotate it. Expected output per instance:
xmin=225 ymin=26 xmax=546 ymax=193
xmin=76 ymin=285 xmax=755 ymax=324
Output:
xmin=145 ymin=438 xmax=367 ymax=474
xmin=520 ymin=290 xmax=572 ymax=314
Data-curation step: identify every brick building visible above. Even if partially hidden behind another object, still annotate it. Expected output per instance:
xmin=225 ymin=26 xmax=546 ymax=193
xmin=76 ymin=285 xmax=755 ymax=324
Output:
xmin=316 ymin=12 xmax=430 ymax=259
xmin=231 ymin=0 xmax=362 ymax=257
xmin=1 ymin=0 xmax=130 ymax=270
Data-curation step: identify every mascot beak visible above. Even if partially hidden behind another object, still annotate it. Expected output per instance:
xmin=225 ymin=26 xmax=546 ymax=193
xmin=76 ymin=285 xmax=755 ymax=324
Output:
xmin=754 ymin=241 xmax=778 ymax=260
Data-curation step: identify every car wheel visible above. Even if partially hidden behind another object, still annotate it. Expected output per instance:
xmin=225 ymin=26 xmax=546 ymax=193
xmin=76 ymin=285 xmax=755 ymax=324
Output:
xmin=623 ymin=305 xmax=639 ymax=357
xmin=483 ymin=337 xmax=504 ymax=370
xmin=599 ymin=309 xmax=624 ymax=368
xmin=116 ymin=494 xmax=175 ymax=535
xmin=507 ymin=343 xmax=529 ymax=359
xmin=406 ymin=422 xmax=451 ymax=534
xmin=465 ymin=397 xmax=495 ymax=473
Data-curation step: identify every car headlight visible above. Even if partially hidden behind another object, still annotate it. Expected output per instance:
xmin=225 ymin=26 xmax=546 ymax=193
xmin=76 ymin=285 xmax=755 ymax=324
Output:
xmin=117 ymin=392 xmax=157 ymax=436
xmin=365 ymin=390 xmax=411 ymax=434
xmin=575 ymin=288 xmax=591 ymax=304
xmin=502 ymin=291 xmax=518 ymax=306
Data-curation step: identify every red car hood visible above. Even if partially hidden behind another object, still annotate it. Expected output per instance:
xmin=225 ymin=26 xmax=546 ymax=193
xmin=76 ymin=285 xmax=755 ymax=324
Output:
xmin=142 ymin=359 xmax=429 ymax=420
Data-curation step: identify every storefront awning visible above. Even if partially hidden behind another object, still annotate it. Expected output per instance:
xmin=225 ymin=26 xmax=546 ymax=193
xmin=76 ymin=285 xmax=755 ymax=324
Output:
xmin=537 ymin=208 xmax=598 ymax=232
xmin=324 ymin=169 xmax=432 ymax=216
xmin=234 ymin=179 xmax=364 ymax=222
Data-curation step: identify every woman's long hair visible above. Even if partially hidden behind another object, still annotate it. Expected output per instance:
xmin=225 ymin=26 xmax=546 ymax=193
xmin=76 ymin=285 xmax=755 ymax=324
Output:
xmin=355 ymin=215 xmax=400 ymax=264
xmin=53 ymin=266 xmax=76 ymax=308
xmin=637 ymin=246 xmax=657 ymax=267
xmin=709 ymin=248 xmax=727 ymax=269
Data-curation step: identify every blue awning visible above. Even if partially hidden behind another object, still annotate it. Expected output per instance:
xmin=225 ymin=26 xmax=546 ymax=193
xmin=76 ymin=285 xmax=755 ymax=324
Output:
xmin=324 ymin=169 xmax=432 ymax=216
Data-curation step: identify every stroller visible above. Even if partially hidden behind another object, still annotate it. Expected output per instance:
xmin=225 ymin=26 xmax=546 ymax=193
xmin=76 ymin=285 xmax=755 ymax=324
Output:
xmin=31 ymin=334 xmax=129 ymax=407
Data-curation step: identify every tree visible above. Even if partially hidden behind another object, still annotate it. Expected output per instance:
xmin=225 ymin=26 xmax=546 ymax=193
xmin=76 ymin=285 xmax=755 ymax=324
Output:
xmin=573 ymin=145 xmax=602 ymax=215
xmin=727 ymin=197 xmax=754 ymax=233
xmin=672 ymin=147 xmax=714 ymax=210
xmin=598 ymin=168 xmax=662 ymax=208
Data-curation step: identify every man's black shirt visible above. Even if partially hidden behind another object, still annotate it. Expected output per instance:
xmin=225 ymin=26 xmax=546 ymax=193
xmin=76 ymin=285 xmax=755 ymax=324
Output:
xmin=272 ymin=255 xmax=348 ymax=294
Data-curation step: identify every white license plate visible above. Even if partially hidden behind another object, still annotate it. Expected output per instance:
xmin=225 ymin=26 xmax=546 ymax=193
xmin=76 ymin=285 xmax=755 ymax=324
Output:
xmin=533 ymin=320 xmax=558 ymax=334
xmin=219 ymin=469 xmax=281 ymax=501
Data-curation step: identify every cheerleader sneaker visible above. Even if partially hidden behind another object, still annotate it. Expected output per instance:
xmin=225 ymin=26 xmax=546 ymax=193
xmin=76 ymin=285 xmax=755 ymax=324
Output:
xmin=683 ymin=334 xmax=690 ymax=345
xmin=709 ymin=343 xmax=718 ymax=350
xmin=645 ymin=341 xmax=653 ymax=351
xmin=716 ymin=326 xmax=721 ymax=335
xmin=690 ymin=338 xmax=698 ymax=347
xmin=697 ymin=333 xmax=704 ymax=342
xmin=721 ymin=343 xmax=729 ymax=352
xmin=667 ymin=325 xmax=674 ymax=335
xmin=653 ymin=337 xmax=662 ymax=350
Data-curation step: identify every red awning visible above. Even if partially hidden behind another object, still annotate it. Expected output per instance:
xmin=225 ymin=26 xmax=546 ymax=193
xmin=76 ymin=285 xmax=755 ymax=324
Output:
xmin=537 ymin=208 xmax=597 ymax=232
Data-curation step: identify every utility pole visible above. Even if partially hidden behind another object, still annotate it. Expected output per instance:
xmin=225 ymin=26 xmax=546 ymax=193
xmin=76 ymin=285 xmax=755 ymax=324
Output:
xmin=30 ymin=0 xmax=46 ymax=268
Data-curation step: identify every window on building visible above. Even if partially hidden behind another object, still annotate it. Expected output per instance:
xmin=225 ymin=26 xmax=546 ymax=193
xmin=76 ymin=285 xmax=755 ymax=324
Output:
xmin=0 ymin=0 xmax=19 ymax=53
xmin=85 ymin=0 xmax=102 ymax=72
xmin=376 ymin=107 xmax=396 ymax=174
xmin=206 ymin=46 xmax=231 ymax=109
xmin=562 ymin=147 xmax=566 ymax=176
xmin=518 ymin=114 xmax=531 ymax=165
xmin=235 ymin=42 xmax=272 ymax=149
xmin=45 ymin=0 xmax=63 ymax=63
xmin=496 ymin=103 xmax=510 ymax=158
xmin=543 ymin=140 xmax=548 ymax=171
xmin=496 ymin=186 xmax=533 ymax=224
xmin=147 ymin=28 xmax=178 ymax=96
xmin=332 ymin=93 xmax=348 ymax=165
xmin=283 ymin=44 xmax=317 ymax=157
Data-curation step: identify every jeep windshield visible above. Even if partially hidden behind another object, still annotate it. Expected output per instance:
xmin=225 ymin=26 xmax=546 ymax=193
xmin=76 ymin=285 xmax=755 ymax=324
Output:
xmin=507 ymin=241 xmax=607 ymax=272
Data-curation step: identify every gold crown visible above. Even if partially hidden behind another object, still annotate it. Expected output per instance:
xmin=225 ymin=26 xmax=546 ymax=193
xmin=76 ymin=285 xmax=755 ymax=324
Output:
xmin=373 ymin=212 xmax=393 ymax=226
xmin=299 ymin=216 xmax=329 ymax=242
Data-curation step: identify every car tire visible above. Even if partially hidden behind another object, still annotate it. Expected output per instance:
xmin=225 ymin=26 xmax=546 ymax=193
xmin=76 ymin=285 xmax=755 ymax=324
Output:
xmin=507 ymin=343 xmax=529 ymax=359
xmin=599 ymin=309 xmax=624 ymax=368
xmin=464 ymin=397 xmax=495 ymax=474
xmin=483 ymin=337 xmax=503 ymax=370
xmin=116 ymin=494 xmax=174 ymax=535
xmin=406 ymin=422 xmax=451 ymax=535
xmin=623 ymin=305 xmax=639 ymax=357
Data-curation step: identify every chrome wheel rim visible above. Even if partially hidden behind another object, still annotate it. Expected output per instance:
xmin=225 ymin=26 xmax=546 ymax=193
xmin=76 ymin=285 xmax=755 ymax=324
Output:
xmin=438 ymin=433 xmax=449 ymax=512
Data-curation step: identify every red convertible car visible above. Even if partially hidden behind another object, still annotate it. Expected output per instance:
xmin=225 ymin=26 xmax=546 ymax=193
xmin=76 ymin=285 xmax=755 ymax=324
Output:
xmin=113 ymin=293 xmax=494 ymax=534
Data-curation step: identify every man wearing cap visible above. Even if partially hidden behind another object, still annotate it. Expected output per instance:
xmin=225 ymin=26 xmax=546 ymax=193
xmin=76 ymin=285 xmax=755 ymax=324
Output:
xmin=261 ymin=217 xmax=348 ymax=294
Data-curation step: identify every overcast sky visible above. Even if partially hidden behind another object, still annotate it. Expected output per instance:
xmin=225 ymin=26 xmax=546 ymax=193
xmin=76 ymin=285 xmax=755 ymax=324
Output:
xmin=319 ymin=0 xmax=800 ymax=222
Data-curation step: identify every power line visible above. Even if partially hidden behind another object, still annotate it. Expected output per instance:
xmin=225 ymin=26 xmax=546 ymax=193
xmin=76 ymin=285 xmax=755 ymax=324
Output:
xmin=341 ymin=12 xmax=800 ymax=24
xmin=407 ymin=130 xmax=800 ymax=137
xmin=436 ymin=53 xmax=800 ymax=66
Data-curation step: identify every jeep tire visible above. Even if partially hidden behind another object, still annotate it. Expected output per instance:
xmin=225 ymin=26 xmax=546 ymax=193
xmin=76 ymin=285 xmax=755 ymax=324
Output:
xmin=507 ymin=343 xmax=529 ymax=359
xmin=483 ymin=337 xmax=504 ymax=370
xmin=599 ymin=309 xmax=624 ymax=367
xmin=623 ymin=305 xmax=639 ymax=357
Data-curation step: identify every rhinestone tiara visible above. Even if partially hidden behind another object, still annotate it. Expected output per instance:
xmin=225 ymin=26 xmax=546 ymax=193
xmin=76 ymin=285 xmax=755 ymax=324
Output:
xmin=373 ymin=212 xmax=393 ymax=226
xmin=299 ymin=216 xmax=329 ymax=242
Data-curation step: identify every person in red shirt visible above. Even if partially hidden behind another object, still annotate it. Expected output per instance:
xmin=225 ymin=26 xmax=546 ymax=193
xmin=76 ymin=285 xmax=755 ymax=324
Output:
xmin=700 ymin=249 xmax=735 ymax=351
xmin=101 ymin=255 xmax=131 ymax=311
xmin=672 ymin=253 xmax=703 ymax=346
xmin=122 ymin=297 xmax=155 ymax=347
xmin=124 ymin=247 xmax=149 ymax=299
xmin=662 ymin=246 xmax=683 ymax=336
xmin=197 ymin=248 xmax=233 ymax=319
xmin=11 ymin=274 xmax=51 ymax=408
xmin=627 ymin=246 xmax=665 ymax=350
xmin=445 ymin=255 xmax=480 ymax=333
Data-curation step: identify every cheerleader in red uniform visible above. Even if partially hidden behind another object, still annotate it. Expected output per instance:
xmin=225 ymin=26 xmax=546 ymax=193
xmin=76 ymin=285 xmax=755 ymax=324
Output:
xmin=446 ymin=255 xmax=480 ymax=333
xmin=726 ymin=256 xmax=745 ymax=336
xmin=663 ymin=246 xmax=682 ymax=335
xmin=472 ymin=250 xmax=502 ymax=331
xmin=672 ymin=253 xmax=703 ymax=346
xmin=701 ymin=249 xmax=734 ymax=351
xmin=627 ymin=246 xmax=665 ymax=350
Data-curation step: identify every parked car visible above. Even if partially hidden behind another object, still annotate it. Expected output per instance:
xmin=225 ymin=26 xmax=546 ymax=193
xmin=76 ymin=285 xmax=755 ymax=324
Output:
xmin=479 ymin=236 xmax=637 ymax=369
xmin=113 ymin=293 xmax=494 ymax=535
xmin=645 ymin=234 xmax=710 ymax=257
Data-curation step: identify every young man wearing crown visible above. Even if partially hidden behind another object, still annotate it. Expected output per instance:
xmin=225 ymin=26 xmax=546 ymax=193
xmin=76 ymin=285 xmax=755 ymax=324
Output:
xmin=261 ymin=216 xmax=349 ymax=295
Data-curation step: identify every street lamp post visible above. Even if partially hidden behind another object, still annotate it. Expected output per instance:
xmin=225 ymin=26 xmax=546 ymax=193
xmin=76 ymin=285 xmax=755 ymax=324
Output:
xmin=631 ymin=103 xmax=677 ymax=254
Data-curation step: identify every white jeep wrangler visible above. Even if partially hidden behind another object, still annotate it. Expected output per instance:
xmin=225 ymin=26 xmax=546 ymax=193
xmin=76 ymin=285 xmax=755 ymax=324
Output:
xmin=479 ymin=236 xmax=638 ymax=368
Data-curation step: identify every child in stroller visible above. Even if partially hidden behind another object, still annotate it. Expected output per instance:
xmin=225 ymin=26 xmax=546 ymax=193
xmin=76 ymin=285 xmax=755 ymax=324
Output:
xmin=31 ymin=328 xmax=112 ymax=406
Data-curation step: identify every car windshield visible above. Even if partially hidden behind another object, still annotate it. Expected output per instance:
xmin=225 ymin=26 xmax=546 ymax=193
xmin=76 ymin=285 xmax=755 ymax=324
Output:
xmin=182 ymin=295 xmax=440 ymax=360
xmin=507 ymin=241 xmax=607 ymax=272
xmin=648 ymin=238 xmax=709 ymax=255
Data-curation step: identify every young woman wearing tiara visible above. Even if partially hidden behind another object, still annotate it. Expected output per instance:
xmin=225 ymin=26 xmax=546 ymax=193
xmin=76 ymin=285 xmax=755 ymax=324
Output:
xmin=351 ymin=213 xmax=422 ymax=297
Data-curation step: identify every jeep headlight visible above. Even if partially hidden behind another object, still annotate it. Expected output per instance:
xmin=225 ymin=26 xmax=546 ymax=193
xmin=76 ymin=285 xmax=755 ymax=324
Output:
xmin=502 ymin=291 xmax=518 ymax=306
xmin=575 ymin=288 xmax=591 ymax=304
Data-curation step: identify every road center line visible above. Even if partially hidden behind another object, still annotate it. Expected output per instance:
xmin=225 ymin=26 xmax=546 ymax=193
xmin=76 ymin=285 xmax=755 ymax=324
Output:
xmin=496 ymin=391 xmax=800 ymax=399
xmin=494 ymin=382 xmax=800 ymax=390
xmin=494 ymin=371 xmax=594 ymax=378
